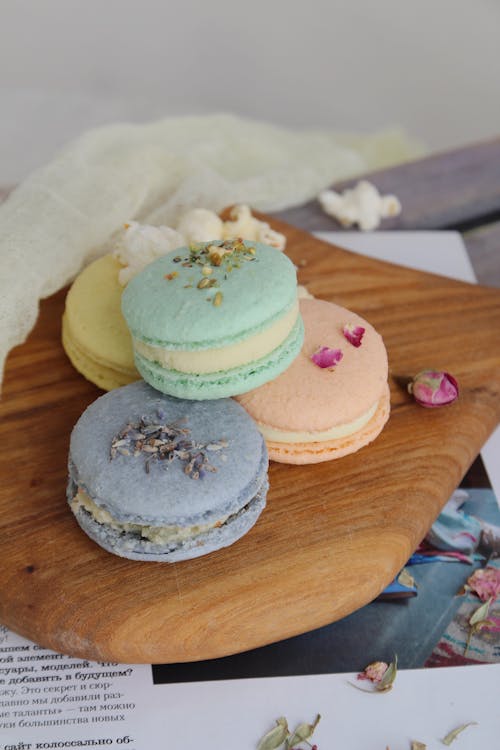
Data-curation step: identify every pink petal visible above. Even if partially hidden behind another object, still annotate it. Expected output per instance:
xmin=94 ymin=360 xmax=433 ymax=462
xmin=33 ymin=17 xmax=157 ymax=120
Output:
xmin=343 ymin=323 xmax=365 ymax=347
xmin=311 ymin=346 xmax=343 ymax=369
xmin=357 ymin=661 xmax=388 ymax=683
xmin=409 ymin=370 xmax=459 ymax=408
xmin=467 ymin=567 xmax=500 ymax=602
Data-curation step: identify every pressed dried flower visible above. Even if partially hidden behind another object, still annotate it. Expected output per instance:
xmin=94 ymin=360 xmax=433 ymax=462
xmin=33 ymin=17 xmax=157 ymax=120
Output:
xmin=164 ymin=272 xmax=178 ymax=281
xmin=469 ymin=597 xmax=492 ymax=627
xmin=442 ymin=722 xmax=478 ymax=745
xmin=256 ymin=713 xmax=321 ymax=750
xmin=398 ymin=568 xmax=416 ymax=589
xmin=408 ymin=370 xmax=459 ymax=408
xmin=353 ymin=655 xmax=397 ymax=693
xmin=257 ymin=717 xmax=289 ymax=750
xmin=197 ymin=278 xmax=210 ymax=289
xmin=411 ymin=742 xmax=427 ymax=750
xmin=357 ymin=661 xmax=388 ymax=683
xmin=213 ymin=291 xmax=223 ymax=306
xmin=285 ymin=714 xmax=320 ymax=749
xmin=377 ymin=654 xmax=397 ymax=691
xmin=465 ymin=597 xmax=494 ymax=655
xmin=465 ymin=566 xmax=500 ymax=602
xmin=343 ymin=323 xmax=365 ymax=347
xmin=311 ymin=346 xmax=343 ymax=369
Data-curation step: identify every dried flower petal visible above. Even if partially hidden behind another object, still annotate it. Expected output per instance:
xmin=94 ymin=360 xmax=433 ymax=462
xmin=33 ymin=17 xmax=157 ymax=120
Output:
xmin=466 ymin=567 xmax=500 ymax=602
xmin=377 ymin=654 xmax=398 ymax=692
xmin=408 ymin=370 xmax=459 ymax=408
xmin=465 ymin=598 xmax=494 ymax=655
xmin=353 ymin=656 xmax=397 ymax=693
xmin=311 ymin=346 xmax=343 ymax=369
xmin=469 ymin=597 xmax=492 ymax=627
xmin=442 ymin=722 xmax=478 ymax=745
xmin=357 ymin=661 xmax=388 ymax=683
xmin=286 ymin=714 xmax=320 ymax=749
xmin=257 ymin=717 xmax=289 ymax=750
xmin=397 ymin=568 xmax=416 ymax=589
xmin=411 ymin=742 xmax=427 ymax=750
xmin=343 ymin=323 xmax=365 ymax=347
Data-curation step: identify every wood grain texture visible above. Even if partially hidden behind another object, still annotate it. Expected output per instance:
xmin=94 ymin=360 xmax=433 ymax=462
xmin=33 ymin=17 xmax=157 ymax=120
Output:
xmin=1 ymin=218 xmax=500 ymax=664
xmin=273 ymin=137 xmax=500 ymax=234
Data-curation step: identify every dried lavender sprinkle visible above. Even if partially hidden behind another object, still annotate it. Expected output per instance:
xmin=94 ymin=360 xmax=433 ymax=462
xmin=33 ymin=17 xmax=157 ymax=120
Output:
xmin=110 ymin=416 xmax=227 ymax=479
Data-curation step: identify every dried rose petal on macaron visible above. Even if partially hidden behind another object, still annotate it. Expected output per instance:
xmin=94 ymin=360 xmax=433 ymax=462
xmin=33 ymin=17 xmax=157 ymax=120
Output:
xmin=408 ymin=370 xmax=459 ymax=408
xmin=311 ymin=346 xmax=343 ymax=369
xmin=343 ymin=323 xmax=365 ymax=347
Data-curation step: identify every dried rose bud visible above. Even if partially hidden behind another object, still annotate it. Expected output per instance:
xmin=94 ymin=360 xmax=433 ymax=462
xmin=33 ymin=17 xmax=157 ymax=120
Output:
xmin=357 ymin=661 xmax=388 ymax=683
xmin=311 ymin=346 xmax=343 ymax=369
xmin=408 ymin=370 xmax=459 ymax=408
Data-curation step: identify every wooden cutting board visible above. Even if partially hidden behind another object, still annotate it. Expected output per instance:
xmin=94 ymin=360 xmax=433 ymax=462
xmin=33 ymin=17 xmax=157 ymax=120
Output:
xmin=1 ymin=218 xmax=500 ymax=664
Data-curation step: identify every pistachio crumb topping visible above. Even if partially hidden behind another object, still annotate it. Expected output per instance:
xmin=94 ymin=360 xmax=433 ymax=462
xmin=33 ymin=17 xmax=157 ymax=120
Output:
xmin=164 ymin=239 xmax=258 ymax=308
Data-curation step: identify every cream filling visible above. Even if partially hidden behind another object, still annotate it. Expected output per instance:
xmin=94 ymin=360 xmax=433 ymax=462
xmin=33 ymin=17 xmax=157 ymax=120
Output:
xmin=71 ymin=489 xmax=228 ymax=545
xmin=133 ymin=302 xmax=299 ymax=374
xmin=258 ymin=400 xmax=379 ymax=444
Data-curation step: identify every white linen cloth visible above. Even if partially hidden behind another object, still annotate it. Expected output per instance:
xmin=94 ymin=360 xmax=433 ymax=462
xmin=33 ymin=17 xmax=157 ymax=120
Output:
xmin=0 ymin=113 xmax=420 ymax=385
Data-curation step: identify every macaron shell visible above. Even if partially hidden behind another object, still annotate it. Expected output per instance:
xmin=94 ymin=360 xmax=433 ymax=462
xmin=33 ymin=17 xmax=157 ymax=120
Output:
xmin=68 ymin=381 xmax=268 ymax=527
xmin=121 ymin=242 xmax=299 ymax=348
xmin=63 ymin=254 xmax=138 ymax=389
xmin=62 ymin=314 xmax=138 ymax=391
xmin=133 ymin=316 xmax=304 ymax=400
xmin=69 ymin=477 xmax=268 ymax=562
xmin=237 ymin=298 xmax=388 ymax=432
xmin=266 ymin=384 xmax=390 ymax=464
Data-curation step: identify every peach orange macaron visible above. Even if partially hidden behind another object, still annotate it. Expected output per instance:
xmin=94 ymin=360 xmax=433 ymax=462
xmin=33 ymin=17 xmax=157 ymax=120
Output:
xmin=236 ymin=298 xmax=390 ymax=464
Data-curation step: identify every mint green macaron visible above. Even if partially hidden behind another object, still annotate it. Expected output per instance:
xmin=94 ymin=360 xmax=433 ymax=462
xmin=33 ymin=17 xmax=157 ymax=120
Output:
xmin=121 ymin=240 xmax=304 ymax=399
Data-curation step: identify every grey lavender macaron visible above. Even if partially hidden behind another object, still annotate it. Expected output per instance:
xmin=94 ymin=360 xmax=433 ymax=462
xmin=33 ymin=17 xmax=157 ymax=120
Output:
xmin=67 ymin=381 xmax=268 ymax=562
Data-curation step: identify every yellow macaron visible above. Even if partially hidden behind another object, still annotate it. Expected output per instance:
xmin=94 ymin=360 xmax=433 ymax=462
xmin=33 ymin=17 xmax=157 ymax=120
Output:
xmin=62 ymin=255 xmax=138 ymax=391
